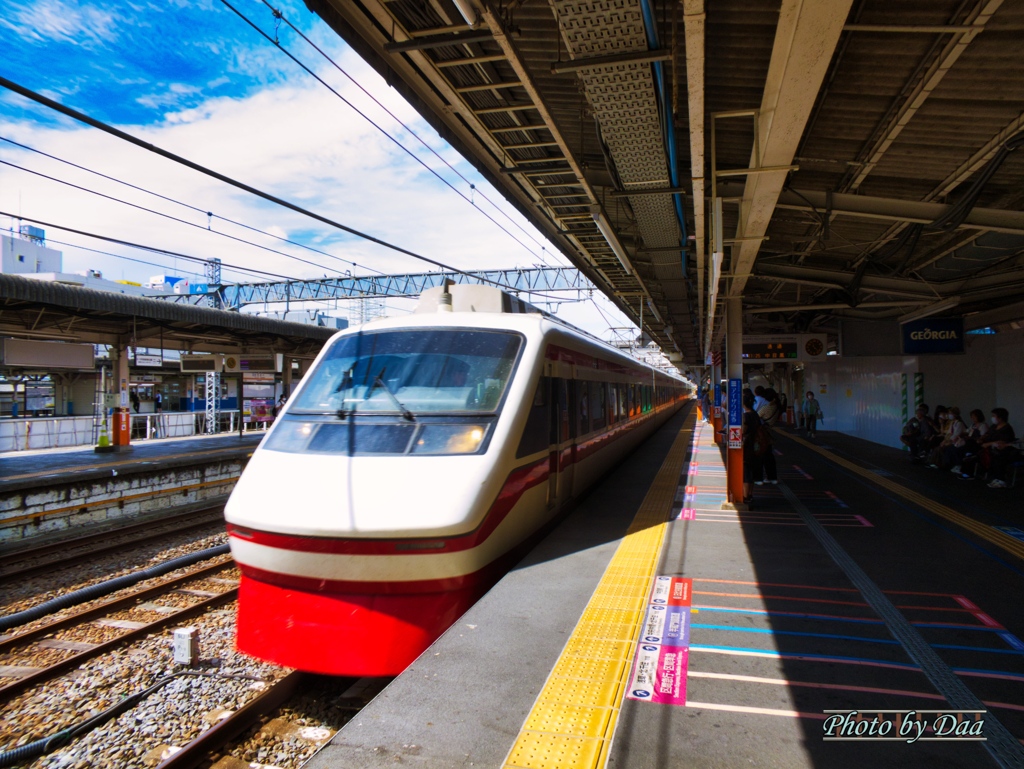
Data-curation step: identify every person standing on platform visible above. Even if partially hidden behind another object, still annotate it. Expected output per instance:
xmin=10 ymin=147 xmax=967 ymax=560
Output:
xmin=130 ymin=389 xmax=140 ymax=414
xmin=154 ymin=390 xmax=163 ymax=439
xmin=802 ymin=391 xmax=823 ymax=439
xmin=742 ymin=391 xmax=763 ymax=503
xmin=753 ymin=386 xmax=768 ymax=412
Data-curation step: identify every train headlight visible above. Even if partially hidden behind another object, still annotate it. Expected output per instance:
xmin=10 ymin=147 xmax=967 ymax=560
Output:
xmin=411 ymin=424 xmax=488 ymax=454
xmin=264 ymin=421 xmax=317 ymax=452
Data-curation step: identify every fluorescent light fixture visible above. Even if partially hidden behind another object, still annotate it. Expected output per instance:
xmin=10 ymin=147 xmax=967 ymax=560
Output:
xmin=646 ymin=300 xmax=664 ymax=325
xmin=592 ymin=209 xmax=634 ymax=275
xmin=451 ymin=0 xmax=479 ymax=27
xmin=898 ymin=297 xmax=960 ymax=324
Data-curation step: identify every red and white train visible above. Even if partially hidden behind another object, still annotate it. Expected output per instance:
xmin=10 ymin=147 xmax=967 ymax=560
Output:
xmin=225 ymin=285 xmax=690 ymax=676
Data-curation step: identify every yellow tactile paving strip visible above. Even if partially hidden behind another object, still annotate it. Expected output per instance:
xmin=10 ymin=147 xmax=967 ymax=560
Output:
xmin=788 ymin=432 xmax=1024 ymax=562
xmin=502 ymin=416 xmax=695 ymax=769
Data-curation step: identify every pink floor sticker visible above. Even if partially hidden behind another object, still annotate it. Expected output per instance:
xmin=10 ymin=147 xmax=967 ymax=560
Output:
xmin=627 ymin=646 xmax=689 ymax=704
xmin=628 ymin=577 xmax=692 ymax=705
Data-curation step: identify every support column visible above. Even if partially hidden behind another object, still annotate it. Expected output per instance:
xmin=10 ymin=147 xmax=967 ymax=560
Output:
xmin=711 ymin=355 xmax=723 ymax=442
xmin=725 ymin=297 xmax=744 ymax=507
xmin=113 ymin=345 xmax=133 ymax=452
xmin=283 ymin=356 xmax=293 ymax=397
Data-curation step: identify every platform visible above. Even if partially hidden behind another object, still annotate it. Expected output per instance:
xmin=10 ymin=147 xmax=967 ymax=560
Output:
xmin=0 ymin=433 xmax=263 ymax=549
xmin=305 ymin=405 xmax=1024 ymax=769
xmin=0 ymin=432 xmax=264 ymax=493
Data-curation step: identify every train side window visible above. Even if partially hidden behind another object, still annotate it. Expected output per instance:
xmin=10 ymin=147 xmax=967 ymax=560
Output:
xmin=556 ymin=378 xmax=570 ymax=443
xmin=577 ymin=381 xmax=590 ymax=435
xmin=516 ymin=376 xmax=550 ymax=458
xmin=590 ymin=381 xmax=606 ymax=431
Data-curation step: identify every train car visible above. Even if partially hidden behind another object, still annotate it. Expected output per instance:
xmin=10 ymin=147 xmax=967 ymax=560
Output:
xmin=225 ymin=285 xmax=690 ymax=676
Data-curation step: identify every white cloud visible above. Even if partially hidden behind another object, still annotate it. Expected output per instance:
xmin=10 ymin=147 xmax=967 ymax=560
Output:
xmin=0 ymin=54 xmax=633 ymax=339
xmin=1 ymin=0 xmax=121 ymax=47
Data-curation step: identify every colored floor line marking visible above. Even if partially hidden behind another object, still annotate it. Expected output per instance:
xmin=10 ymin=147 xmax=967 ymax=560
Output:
xmin=690 ymin=645 xmax=1024 ymax=683
xmin=685 ymin=700 xmax=826 ymax=720
xmin=689 ymin=671 xmax=1024 ymax=714
xmin=695 ymin=623 xmax=1024 ymax=655
xmin=698 ymin=590 xmax=996 ymax=616
xmin=501 ymin=412 xmax=695 ymax=769
xmin=694 ymin=577 xmax=985 ymax=599
xmin=695 ymin=605 xmax=1000 ymax=632
xmin=785 ymin=431 xmax=1024 ymax=563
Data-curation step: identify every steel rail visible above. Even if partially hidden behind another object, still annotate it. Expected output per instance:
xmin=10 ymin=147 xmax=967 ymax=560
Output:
xmin=153 ymin=670 xmax=338 ymax=769
xmin=0 ymin=581 xmax=237 ymax=702
xmin=0 ymin=507 xmax=226 ymax=582
xmin=0 ymin=557 xmax=235 ymax=653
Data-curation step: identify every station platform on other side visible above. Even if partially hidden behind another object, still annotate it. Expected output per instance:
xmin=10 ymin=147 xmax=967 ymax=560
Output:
xmin=0 ymin=432 xmax=263 ymax=493
xmin=305 ymin=404 xmax=1024 ymax=769
xmin=0 ymin=433 xmax=262 ymax=550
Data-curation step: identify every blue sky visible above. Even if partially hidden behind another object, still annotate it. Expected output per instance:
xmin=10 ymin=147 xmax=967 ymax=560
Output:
xmin=0 ymin=0 xmax=633 ymax=336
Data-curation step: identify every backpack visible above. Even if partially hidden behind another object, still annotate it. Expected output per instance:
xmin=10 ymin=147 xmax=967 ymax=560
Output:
xmin=753 ymin=423 xmax=773 ymax=456
xmin=758 ymin=401 xmax=780 ymax=427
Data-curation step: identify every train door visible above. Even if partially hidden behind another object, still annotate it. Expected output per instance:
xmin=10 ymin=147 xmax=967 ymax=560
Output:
xmin=557 ymin=379 xmax=574 ymax=508
xmin=546 ymin=377 xmax=573 ymax=510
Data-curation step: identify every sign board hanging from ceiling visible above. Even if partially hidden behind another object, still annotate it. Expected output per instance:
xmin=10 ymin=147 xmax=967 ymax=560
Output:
xmin=901 ymin=318 xmax=965 ymax=355
xmin=0 ymin=339 xmax=95 ymax=369
xmin=741 ymin=334 xmax=828 ymax=362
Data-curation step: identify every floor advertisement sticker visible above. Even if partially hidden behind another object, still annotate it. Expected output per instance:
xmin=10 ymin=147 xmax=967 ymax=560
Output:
xmin=627 ymin=577 xmax=692 ymax=706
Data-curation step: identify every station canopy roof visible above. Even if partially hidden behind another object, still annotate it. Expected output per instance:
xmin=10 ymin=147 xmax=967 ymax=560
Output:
xmin=0 ymin=274 xmax=336 ymax=357
xmin=309 ymin=0 xmax=1024 ymax=364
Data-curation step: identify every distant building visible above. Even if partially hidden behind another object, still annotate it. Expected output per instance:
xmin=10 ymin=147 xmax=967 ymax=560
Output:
xmin=1 ymin=229 xmax=173 ymax=297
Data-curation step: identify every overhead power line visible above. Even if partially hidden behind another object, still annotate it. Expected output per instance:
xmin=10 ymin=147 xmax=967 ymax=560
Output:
xmin=0 ymin=74 xmax=518 ymax=289
xmin=0 ymin=157 xmax=366 ymax=275
xmin=0 ymin=135 xmax=386 ymax=277
xmin=0 ymin=210 xmax=297 ymax=282
xmin=219 ymin=0 xmax=555 ymax=267
xmin=253 ymin=0 xmax=562 ymax=266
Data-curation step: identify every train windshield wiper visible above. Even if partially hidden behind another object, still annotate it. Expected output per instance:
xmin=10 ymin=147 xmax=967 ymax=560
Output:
xmin=367 ymin=367 xmax=416 ymax=422
xmin=335 ymin=366 xmax=355 ymax=420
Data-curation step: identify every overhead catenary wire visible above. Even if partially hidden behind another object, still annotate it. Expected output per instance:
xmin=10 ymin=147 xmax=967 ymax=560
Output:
xmin=1 ymin=211 xmax=297 ymax=282
xmin=0 ymin=135 xmax=386 ymax=277
xmin=254 ymin=0 xmax=566 ymax=268
xmin=219 ymin=0 xmax=558 ymax=268
xmin=0 ymin=158 xmax=364 ymax=276
xmin=0 ymin=75 xmax=573 ymax=302
xmin=39 ymin=233 xmax=294 ymax=285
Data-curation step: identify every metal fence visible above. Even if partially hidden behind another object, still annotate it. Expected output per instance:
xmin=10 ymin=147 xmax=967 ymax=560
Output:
xmin=0 ymin=410 xmax=255 ymax=453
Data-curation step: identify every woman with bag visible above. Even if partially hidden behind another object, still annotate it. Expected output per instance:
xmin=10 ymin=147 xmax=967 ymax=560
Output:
xmin=755 ymin=389 xmax=781 ymax=485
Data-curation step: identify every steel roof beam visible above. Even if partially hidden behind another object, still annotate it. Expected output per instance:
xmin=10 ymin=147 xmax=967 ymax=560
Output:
xmin=383 ymin=30 xmax=494 ymax=53
xmin=727 ymin=0 xmax=854 ymax=299
xmin=682 ymin=0 xmax=706 ymax=354
xmin=754 ymin=263 xmax=1024 ymax=300
xmin=847 ymin=0 xmax=1004 ymax=191
xmin=771 ymin=188 xmax=1024 ymax=235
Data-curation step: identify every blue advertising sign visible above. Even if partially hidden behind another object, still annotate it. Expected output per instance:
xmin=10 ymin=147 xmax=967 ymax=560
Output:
xmin=728 ymin=378 xmax=742 ymax=427
xmin=713 ymin=382 xmax=721 ymax=407
xmin=901 ymin=317 xmax=964 ymax=355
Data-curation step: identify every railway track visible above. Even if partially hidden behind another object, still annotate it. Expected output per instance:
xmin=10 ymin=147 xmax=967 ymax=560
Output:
xmin=0 ymin=556 xmax=238 ymax=701
xmin=154 ymin=674 xmax=389 ymax=769
xmin=0 ymin=505 xmax=226 ymax=583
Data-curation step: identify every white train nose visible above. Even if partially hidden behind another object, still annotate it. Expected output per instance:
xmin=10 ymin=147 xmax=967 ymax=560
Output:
xmin=225 ymin=449 xmax=491 ymax=538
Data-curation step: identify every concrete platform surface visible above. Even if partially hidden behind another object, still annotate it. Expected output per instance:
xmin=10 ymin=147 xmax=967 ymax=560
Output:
xmin=302 ymin=409 xmax=1024 ymax=769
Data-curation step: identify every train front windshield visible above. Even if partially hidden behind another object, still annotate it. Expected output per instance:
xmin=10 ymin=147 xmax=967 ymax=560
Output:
xmin=290 ymin=329 xmax=524 ymax=416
